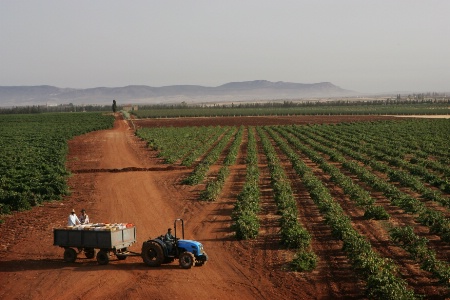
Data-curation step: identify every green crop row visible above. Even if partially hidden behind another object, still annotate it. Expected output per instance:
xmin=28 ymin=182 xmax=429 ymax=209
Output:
xmin=274 ymin=126 xmax=390 ymax=220
xmin=290 ymin=123 xmax=450 ymax=243
xmin=136 ymin=126 xmax=226 ymax=165
xmin=138 ymin=119 xmax=448 ymax=291
xmin=232 ymin=127 xmax=261 ymax=240
xmin=266 ymin=126 xmax=416 ymax=298
xmin=200 ymin=126 xmax=244 ymax=201
xmin=390 ymin=226 xmax=450 ymax=288
xmin=257 ymin=127 xmax=312 ymax=250
xmin=183 ymin=128 xmax=235 ymax=185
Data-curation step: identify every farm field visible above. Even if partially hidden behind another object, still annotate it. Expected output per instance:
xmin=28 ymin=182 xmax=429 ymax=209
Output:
xmin=0 ymin=113 xmax=115 ymax=214
xmin=0 ymin=114 xmax=449 ymax=299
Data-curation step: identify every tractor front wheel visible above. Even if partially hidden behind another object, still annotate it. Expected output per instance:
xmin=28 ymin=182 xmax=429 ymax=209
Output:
xmin=142 ymin=241 xmax=164 ymax=267
xmin=195 ymin=251 xmax=207 ymax=267
xmin=195 ymin=261 xmax=206 ymax=267
xmin=179 ymin=252 xmax=195 ymax=269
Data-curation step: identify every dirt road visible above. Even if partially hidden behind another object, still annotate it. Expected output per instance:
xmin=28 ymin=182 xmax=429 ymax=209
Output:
xmin=0 ymin=116 xmax=334 ymax=300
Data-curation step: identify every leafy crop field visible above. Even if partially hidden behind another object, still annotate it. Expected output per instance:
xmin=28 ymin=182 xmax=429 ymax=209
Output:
xmin=136 ymin=118 xmax=450 ymax=298
xmin=0 ymin=113 xmax=114 ymax=215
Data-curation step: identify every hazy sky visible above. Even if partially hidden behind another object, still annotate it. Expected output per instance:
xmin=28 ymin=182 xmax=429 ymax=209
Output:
xmin=1 ymin=0 xmax=449 ymax=93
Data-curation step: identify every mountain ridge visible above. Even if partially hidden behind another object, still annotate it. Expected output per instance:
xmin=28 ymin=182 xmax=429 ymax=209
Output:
xmin=0 ymin=80 xmax=357 ymax=106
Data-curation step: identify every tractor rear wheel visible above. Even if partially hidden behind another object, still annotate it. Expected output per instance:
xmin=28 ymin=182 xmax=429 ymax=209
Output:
xmin=142 ymin=241 xmax=164 ymax=267
xmin=179 ymin=252 xmax=195 ymax=269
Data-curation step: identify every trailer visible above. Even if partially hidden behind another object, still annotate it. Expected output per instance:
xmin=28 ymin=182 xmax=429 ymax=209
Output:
xmin=53 ymin=219 xmax=208 ymax=268
xmin=53 ymin=225 xmax=137 ymax=265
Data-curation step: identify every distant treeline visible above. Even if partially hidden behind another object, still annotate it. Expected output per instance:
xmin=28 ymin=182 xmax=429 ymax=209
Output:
xmin=132 ymin=96 xmax=449 ymax=118
xmin=0 ymin=104 xmax=113 ymax=114
xmin=1 ymin=93 xmax=449 ymax=115
xmin=138 ymin=97 xmax=450 ymax=111
xmin=133 ymin=103 xmax=450 ymax=119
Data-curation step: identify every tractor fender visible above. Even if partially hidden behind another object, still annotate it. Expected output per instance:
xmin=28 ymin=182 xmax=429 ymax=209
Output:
xmin=149 ymin=238 xmax=170 ymax=257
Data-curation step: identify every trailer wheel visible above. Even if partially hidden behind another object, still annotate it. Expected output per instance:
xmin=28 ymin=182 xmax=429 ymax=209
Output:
xmin=84 ymin=248 xmax=96 ymax=259
xmin=179 ymin=252 xmax=195 ymax=269
xmin=96 ymin=250 xmax=110 ymax=265
xmin=142 ymin=241 xmax=163 ymax=267
xmin=116 ymin=254 xmax=127 ymax=261
xmin=63 ymin=248 xmax=77 ymax=263
xmin=116 ymin=247 xmax=128 ymax=260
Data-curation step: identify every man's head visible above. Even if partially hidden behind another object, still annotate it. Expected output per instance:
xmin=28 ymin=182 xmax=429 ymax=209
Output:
xmin=71 ymin=209 xmax=75 ymax=214
xmin=168 ymin=228 xmax=172 ymax=232
xmin=81 ymin=209 xmax=86 ymax=214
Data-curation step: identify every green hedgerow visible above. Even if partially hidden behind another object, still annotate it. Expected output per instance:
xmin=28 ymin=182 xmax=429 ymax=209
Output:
xmin=364 ymin=205 xmax=390 ymax=220
xmin=232 ymin=211 xmax=260 ymax=240
xmin=291 ymin=250 xmax=317 ymax=272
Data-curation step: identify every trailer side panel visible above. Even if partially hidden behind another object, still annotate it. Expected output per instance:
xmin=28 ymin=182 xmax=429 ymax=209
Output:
xmin=53 ymin=227 xmax=136 ymax=250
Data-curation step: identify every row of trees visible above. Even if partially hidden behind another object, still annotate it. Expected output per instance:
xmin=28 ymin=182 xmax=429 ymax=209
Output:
xmin=0 ymin=103 xmax=116 ymax=114
xmin=1 ymin=96 xmax=449 ymax=114
xmin=137 ymin=98 xmax=450 ymax=110
xmin=0 ymin=100 xmax=119 ymax=114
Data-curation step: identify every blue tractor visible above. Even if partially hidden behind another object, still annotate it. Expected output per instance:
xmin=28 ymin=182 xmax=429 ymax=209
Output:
xmin=141 ymin=219 xmax=208 ymax=269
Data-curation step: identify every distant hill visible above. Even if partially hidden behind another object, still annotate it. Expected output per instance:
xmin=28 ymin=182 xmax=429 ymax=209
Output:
xmin=0 ymin=80 xmax=357 ymax=106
